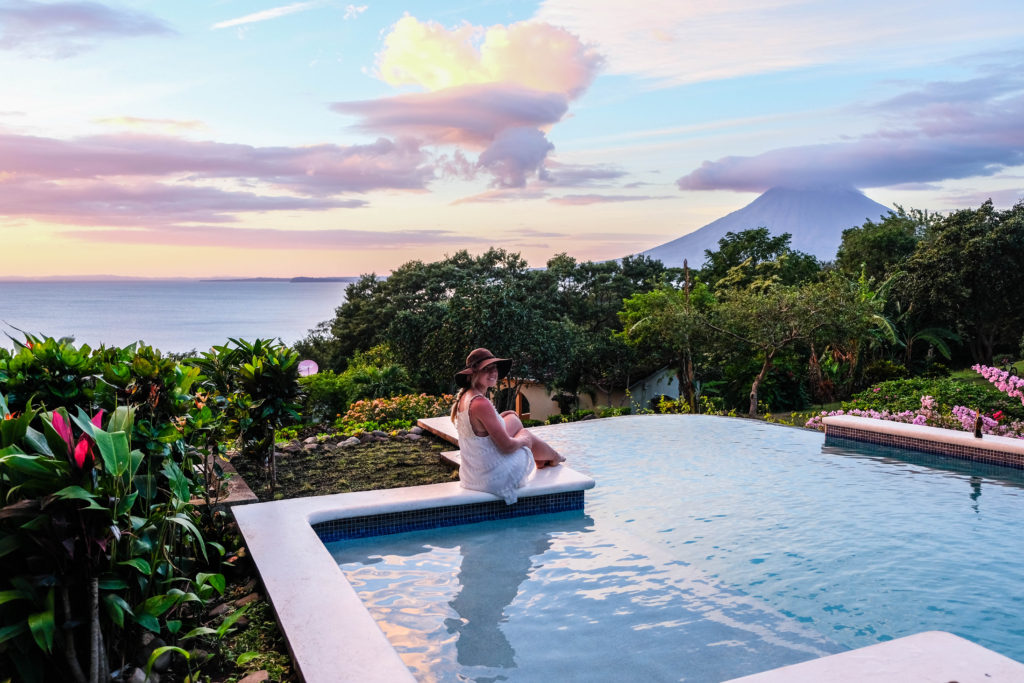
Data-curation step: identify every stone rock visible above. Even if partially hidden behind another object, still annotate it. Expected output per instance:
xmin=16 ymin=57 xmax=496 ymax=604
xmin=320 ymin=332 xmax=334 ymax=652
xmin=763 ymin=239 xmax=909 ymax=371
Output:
xmin=280 ymin=442 xmax=301 ymax=454
xmin=242 ymin=577 xmax=259 ymax=593
xmin=580 ymin=413 xmax=596 ymax=420
xmin=340 ymin=437 xmax=361 ymax=448
xmin=302 ymin=443 xmax=319 ymax=452
xmin=410 ymin=425 xmax=424 ymax=435
xmin=208 ymin=602 xmax=230 ymax=618
xmin=232 ymin=615 xmax=251 ymax=629
xmin=405 ymin=433 xmax=422 ymax=441
xmin=358 ymin=433 xmax=374 ymax=443
xmin=239 ymin=671 xmax=270 ymax=683
xmin=396 ymin=429 xmax=409 ymax=436
xmin=136 ymin=634 xmax=166 ymax=668
xmin=371 ymin=430 xmax=389 ymax=438
xmin=273 ymin=450 xmax=288 ymax=460
xmin=235 ymin=592 xmax=260 ymax=607
xmin=302 ymin=436 xmax=318 ymax=445
xmin=126 ymin=667 xmax=158 ymax=683
xmin=374 ymin=435 xmax=389 ymax=442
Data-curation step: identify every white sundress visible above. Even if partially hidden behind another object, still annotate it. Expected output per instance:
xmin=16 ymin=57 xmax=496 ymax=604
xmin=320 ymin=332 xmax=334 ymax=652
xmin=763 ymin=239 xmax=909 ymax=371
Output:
xmin=455 ymin=395 xmax=535 ymax=504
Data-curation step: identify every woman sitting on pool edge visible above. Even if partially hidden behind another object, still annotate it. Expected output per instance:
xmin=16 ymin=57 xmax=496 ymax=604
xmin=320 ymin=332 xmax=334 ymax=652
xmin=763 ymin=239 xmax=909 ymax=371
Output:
xmin=450 ymin=348 xmax=565 ymax=504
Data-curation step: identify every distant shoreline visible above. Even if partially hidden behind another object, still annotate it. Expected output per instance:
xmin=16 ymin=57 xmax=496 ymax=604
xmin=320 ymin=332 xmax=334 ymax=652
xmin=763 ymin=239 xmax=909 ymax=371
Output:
xmin=0 ymin=276 xmax=361 ymax=283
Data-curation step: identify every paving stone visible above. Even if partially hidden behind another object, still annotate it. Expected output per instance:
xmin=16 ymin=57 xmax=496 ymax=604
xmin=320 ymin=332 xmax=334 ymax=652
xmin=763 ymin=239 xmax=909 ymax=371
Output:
xmin=238 ymin=671 xmax=269 ymax=683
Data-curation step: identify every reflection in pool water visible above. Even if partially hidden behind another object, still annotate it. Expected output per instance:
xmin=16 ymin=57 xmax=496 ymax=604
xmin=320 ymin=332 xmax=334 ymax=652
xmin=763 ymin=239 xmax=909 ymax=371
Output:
xmin=326 ymin=415 xmax=1024 ymax=682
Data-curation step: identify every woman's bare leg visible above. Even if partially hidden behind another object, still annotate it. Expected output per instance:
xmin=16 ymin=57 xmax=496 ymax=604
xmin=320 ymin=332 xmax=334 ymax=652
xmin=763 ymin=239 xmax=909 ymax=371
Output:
xmin=501 ymin=413 xmax=564 ymax=467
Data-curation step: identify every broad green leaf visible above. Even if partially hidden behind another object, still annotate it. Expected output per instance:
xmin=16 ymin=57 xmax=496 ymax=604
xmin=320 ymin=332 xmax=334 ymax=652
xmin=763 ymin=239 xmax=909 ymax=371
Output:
xmin=0 ymin=621 xmax=27 ymax=645
xmin=118 ymin=558 xmax=152 ymax=576
xmin=196 ymin=572 xmax=225 ymax=596
xmin=106 ymin=406 xmax=135 ymax=435
xmin=102 ymin=593 xmax=133 ymax=629
xmin=97 ymin=576 xmax=128 ymax=591
xmin=141 ymin=593 xmax=180 ymax=617
xmin=166 ymin=515 xmax=206 ymax=560
xmin=93 ymin=429 xmax=131 ymax=478
xmin=27 ymin=605 xmax=54 ymax=653
xmin=0 ymin=590 xmax=29 ymax=606
xmin=216 ymin=603 xmax=250 ymax=638
xmin=127 ymin=449 xmax=145 ymax=480
xmin=161 ymin=461 xmax=191 ymax=503
xmin=21 ymin=426 xmax=52 ymax=457
xmin=181 ymin=626 xmax=217 ymax=640
xmin=236 ymin=652 xmax=261 ymax=666
xmin=146 ymin=646 xmax=189 ymax=677
xmin=134 ymin=612 xmax=160 ymax=634
xmin=3 ymin=455 xmax=62 ymax=478
xmin=19 ymin=515 xmax=48 ymax=532
xmin=115 ymin=491 xmax=139 ymax=518
xmin=166 ymin=619 xmax=182 ymax=635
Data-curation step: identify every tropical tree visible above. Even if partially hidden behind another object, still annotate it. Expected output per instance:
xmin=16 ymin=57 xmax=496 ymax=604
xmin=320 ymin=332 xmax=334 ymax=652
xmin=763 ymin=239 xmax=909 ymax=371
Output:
xmin=700 ymin=228 xmax=820 ymax=292
xmin=900 ymin=200 xmax=1024 ymax=364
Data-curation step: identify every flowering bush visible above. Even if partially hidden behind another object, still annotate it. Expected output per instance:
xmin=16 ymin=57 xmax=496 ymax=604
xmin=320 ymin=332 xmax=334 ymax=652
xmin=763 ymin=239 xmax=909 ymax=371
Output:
xmin=341 ymin=393 xmax=453 ymax=428
xmin=973 ymin=364 xmax=1024 ymax=406
xmin=805 ymin=366 xmax=1024 ymax=439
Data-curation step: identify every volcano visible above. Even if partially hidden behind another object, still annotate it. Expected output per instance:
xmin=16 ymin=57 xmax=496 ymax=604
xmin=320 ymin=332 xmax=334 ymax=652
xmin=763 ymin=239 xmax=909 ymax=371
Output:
xmin=635 ymin=186 xmax=891 ymax=267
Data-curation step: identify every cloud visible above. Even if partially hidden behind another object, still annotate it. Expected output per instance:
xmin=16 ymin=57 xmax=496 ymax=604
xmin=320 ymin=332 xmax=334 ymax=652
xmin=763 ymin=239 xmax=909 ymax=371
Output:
xmin=61 ymin=225 xmax=485 ymax=250
xmin=478 ymin=127 xmax=554 ymax=188
xmin=0 ymin=131 xmax=434 ymax=228
xmin=376 ymin=15 xmax=602 ymax=97
xmin=677 ymin=74 xmax=1024 ymax=192
xmin=343 ymin=4 xmax=366 ymax=20
xmin=333 ymin=15 xmax=602 ymax=188
xmin=450 ymin=188 xmax=549 ymax=205
xmin=548 ymin=194 xmax=671 ymax=205
xmin=540 ymin=161 xmax=626 ymax=187
xmin=332 ymin=84 xmax=568 ymax=147
xmin=0 ymin=0 xmax=173 ymax=57
xmin=212 ymin=1 xmax=321 ymax=30
xmin=0 ymin=177 xmax=360 ymax=227
xmin=0 ymin=132 xmax=434 ymax=196
xmin=536 ymin=0 xmax=1022 ymax=87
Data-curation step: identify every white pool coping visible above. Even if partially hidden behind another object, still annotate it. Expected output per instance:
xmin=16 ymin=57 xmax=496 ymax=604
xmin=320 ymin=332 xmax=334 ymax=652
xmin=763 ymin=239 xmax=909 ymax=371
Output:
xmin=824 ymin=414 xmax=1024 ymax=456
xmin=233 ymin=460 xmax=594 ymax=682
xmin=724 ymin=630 xmax=1024 ymax=682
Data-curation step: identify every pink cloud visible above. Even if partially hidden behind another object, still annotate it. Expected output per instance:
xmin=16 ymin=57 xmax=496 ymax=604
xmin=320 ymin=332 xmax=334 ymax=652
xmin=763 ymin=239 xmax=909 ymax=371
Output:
xmin=60 ymin=225 xmax=488 ymax=250
xmin=0 ymin=0 xmax=173 ymax=57
xmin=0 ymin=133 xmax=433 ymax=196
xmin=678 ymin=72 xmax=1024 ymax=192
xmin=0 ymin=177 xmax=360 ymax=227
xmin=547 ymin=194 xmax=671 ymax=206
xmin=333 ymin=84 xmax=568 ymax=147
xmin=0 ymin=131 xmax=436 ymax=229
xmin=332 ymin=16 xmax=603 ymax=188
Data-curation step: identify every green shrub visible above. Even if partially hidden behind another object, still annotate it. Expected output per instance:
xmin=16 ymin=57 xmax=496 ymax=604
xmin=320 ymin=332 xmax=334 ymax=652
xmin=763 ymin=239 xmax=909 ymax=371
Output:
xmin=299 ymin=370 xmax=349 ymax=422
xmin=844 ymin=377 xmax=1024 ymax=420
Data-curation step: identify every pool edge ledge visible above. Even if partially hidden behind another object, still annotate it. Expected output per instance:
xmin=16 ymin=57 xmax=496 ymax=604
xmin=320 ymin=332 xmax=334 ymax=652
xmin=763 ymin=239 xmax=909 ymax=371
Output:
xmin=823 ymin=414 xmax=1024 ymax=469
xmin=724 ymin=631 xmax=1024 ymax=682
xmin=232 ymin=466 xmax=595 ymax=683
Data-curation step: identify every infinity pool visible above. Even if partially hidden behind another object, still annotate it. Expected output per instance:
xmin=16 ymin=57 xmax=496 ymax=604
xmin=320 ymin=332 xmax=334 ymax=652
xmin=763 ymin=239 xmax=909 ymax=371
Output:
xmin=325 ymin=415 xmax=1024 ymax=681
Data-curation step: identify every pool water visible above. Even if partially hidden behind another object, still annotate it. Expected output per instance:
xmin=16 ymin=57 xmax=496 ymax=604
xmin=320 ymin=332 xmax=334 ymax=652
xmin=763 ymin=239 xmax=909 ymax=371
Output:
xmin=326 ymin=415 xmax=1024 ymax=681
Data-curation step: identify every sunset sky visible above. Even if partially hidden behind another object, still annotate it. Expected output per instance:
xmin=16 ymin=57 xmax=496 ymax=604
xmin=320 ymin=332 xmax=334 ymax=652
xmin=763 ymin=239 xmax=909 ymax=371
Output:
xmin=2 ymin=0 xmax=1023 ymax=278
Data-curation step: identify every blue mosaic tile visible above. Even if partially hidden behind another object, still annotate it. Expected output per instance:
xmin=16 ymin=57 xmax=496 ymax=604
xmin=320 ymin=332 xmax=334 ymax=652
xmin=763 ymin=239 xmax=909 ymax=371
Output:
xmin=312 ymin=490 xmax=584 ymax=543
xmin=825 ymin=425 xmax=1024 ymax=470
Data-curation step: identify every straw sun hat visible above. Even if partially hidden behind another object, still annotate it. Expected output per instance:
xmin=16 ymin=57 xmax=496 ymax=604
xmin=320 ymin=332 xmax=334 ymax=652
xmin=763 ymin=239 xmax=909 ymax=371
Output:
xmin=454 ymin=348 xmax=512 ymax=389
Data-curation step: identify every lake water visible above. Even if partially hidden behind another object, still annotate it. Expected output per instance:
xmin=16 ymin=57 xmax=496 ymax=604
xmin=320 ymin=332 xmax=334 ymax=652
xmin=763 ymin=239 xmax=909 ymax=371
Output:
xmin=0 ymin=281 xmax=349 ymax=353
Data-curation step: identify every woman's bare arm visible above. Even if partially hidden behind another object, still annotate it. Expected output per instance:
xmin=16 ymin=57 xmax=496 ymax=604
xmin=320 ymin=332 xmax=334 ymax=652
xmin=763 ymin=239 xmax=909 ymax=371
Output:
xmin=469 ymin=397 xmax=529 ymax=454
